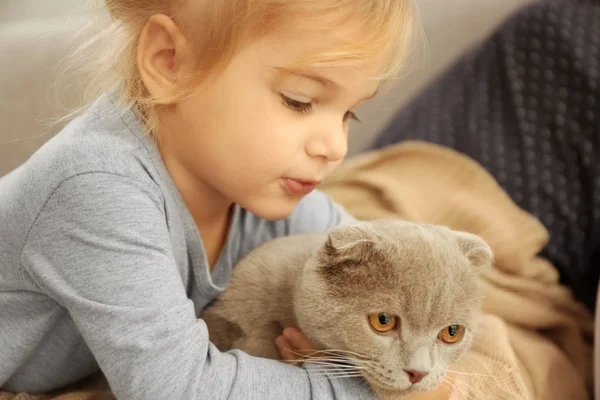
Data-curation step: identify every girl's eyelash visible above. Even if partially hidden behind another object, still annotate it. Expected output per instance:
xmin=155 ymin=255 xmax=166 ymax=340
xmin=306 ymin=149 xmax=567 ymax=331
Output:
xmin=345 ymin=111 xmax=361 ymax=123
xmin=279 ymin=93 xmax=361 ymax=123
xmin=280 ymin=93 xmax=313 ymax=115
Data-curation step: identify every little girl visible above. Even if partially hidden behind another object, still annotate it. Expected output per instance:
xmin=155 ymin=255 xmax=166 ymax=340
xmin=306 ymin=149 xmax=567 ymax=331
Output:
xmin=0 ymin=0 xmax=418 ymax=398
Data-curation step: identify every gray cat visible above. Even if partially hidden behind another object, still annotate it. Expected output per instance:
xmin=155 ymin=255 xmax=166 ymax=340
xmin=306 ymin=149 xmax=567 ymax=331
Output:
xmin=202 ymin=220 xmax=492 ymax=399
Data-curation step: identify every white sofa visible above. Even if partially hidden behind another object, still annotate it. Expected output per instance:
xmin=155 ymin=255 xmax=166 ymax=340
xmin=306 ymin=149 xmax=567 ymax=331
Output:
xmin=0 ymin=0 xmax=535 ymax=177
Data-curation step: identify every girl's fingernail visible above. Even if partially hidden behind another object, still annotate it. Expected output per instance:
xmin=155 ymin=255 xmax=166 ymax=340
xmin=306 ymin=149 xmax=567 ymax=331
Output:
xmin=283 ymin=327 xmax=296 ymax=340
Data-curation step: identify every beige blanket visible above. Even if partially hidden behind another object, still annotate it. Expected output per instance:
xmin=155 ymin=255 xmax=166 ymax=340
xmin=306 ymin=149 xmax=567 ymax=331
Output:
xmin=1 ymin=141 xmax=594 ymax=400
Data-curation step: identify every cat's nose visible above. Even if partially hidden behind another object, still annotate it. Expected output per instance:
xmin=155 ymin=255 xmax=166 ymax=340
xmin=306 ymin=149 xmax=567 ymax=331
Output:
xmin=403 ymin=369 xmax=428 ymax=384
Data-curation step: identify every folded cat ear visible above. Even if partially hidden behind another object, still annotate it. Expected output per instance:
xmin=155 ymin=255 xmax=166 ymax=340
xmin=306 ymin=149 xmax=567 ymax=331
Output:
xmin=320 ymin=223 xmax=384 ymax=265
xmin=454 ymin=231 xmax=494 ymax=271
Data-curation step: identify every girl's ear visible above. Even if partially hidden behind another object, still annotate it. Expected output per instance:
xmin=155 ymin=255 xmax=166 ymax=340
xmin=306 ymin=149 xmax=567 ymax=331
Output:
xmin=137 ymin=14 xmax=196 ymax=102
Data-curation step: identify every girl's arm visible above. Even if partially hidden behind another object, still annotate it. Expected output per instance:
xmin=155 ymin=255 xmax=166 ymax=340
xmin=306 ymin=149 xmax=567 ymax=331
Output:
xmin=19 ymin=173 xmax=375 ymax=400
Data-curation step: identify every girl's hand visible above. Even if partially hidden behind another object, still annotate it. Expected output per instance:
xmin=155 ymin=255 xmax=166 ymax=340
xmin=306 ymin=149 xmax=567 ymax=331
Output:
xmin=274 ymin=326 xmax=319 ymax=366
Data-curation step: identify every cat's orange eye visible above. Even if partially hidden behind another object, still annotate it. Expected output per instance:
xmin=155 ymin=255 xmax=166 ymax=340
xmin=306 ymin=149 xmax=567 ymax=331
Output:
xmin=368 ymin=312 xmax=397 ymax=333
xmin=438 ymin=325 xmax=466 ymax=344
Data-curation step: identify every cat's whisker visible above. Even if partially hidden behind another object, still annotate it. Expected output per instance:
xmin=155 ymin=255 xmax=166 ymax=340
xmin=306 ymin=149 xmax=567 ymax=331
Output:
xmin=306 ymin=366 xmax=366 ymax=374
xmin=443 ymin=380 xmax=475 ymax=400
xmin=358 ymin=358 xmax=380 ymax=366
xmin=304 ymin=369 xmax=364 ymax=375
xmin=303 ymin=361 xmax=367 ymax=370
xmin=448 ymin=363 xmax=525 ymax=399
xmin=286 ymin=353 xmax=368 ymax=377
xmin=443 ymin=380 xmax=459 ymax=388
xmin=298 ymin=349 xmax=347 ymax=360
xmin=439 ymin=382 xmax=454 ymax=398
xmin=306 ymin=354 xmax=352 ymax=362
xmin=354 ymin=359 xmax=383 ymax=371
xmin=454 ymin=385 xmax=476 ymax=400
xmin=309 ymin=371 xmax=365 ymax=378
xmin=292 ymin=356 xmax=351 ymax=364
xmin=445 ymin=374 xmax=490 ymax=399
xmin=320 ymin=356 xmax=370 ymax=367
xmin=278 ymin=345 xmax=371 ymax=372
xmin=314 ymin=348 xmax=372 ymax=361
xmin=306 ymin=356 xmax=353 ymax=362
xmin=315 ymin=361 xmax=360 ymax=368
xmin=320 ymin=353 xmax=369 ymax=363
xmin=328 ymin=374 xmax=365 ymax=379
xmin=446 ymin=369 xmax=492 ymax=378
xmin=304 ymin=368 xmax=365 ymax=374
xmin=278 ymin=346 xmax=342 ymax=361
xmin=451 ymin=374 xmax=524 ymax=399
xmin=281 ymin=338 xmax=373 ymax=362
xmin=278 ymin=329 xmax=372 ymax=361
xmin=303 ymin=364 xmax=365 ymax=370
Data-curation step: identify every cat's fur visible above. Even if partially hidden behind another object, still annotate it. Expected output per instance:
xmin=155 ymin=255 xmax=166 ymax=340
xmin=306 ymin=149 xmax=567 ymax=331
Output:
xmin=202 ymin=220 xmax=493 ymax=399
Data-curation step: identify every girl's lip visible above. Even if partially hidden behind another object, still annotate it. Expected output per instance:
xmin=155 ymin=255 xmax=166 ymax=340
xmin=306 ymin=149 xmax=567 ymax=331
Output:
xmin=283 ymin=178 xmax=320 ymax=195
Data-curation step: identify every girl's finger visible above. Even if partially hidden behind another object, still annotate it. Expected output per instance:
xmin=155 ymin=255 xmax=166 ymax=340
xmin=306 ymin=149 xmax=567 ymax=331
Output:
xmin=283 ymin=327 xmax=317 ymax=354
xmin=275 ymin=335 xmax=300 ymax=364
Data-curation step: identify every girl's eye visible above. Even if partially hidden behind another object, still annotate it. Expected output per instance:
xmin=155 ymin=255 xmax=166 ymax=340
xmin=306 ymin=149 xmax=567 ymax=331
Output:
xmin=280 ymin=94 xmax=313 ymax=115
xmin=280 ymin=93 xmax=360 ymax=122
xmin=368 ymin=312 xmax=398 ymax=333
xmin=438 ymin=325 xmax=466 ymax=344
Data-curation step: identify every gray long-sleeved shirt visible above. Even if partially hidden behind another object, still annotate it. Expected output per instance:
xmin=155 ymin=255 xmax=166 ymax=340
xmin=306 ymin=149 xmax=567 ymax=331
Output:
xmin=0 ymin=91 xmax=374 ymax=399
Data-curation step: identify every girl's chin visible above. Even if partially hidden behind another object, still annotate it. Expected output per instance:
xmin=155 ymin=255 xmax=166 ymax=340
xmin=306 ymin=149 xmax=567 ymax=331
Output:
xmin=240 ymin=196 xmax=301 ymax=221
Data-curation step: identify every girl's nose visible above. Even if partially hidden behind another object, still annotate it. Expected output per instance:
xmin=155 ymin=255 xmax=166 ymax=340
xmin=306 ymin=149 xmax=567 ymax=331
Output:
xmin=305 ymin=124 xmax=348 ymax=162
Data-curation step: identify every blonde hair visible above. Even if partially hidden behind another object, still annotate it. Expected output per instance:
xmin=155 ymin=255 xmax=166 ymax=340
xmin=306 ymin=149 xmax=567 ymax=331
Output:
xmin=60 ymin=0 xmax=423 ymax=135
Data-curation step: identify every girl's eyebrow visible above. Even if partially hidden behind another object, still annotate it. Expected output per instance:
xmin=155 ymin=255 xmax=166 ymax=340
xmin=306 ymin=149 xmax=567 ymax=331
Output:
xmin=298 ymin=73 xmax=379 ymax=101
xmin=275 ymin=67 xmax=379 ymax=100
xmin=295 ymin=72 xmax=334 ymax=88
xmin=273 ymin=67 xmax=331 ymax=87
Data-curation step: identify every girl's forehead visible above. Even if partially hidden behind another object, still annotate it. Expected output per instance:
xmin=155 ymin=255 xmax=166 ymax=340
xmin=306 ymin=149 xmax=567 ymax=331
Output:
xmin=258 ymin=23 xmax=375 ymax=59
xmin=242 ymin=28 xmax=387 ymax=86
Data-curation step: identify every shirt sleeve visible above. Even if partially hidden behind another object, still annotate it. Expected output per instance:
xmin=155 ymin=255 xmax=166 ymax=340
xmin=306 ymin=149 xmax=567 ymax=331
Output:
xmin=20 ymin=173 xmax=374 ymax=400
xmin=285 ymin=189 xmax=358 ymax=235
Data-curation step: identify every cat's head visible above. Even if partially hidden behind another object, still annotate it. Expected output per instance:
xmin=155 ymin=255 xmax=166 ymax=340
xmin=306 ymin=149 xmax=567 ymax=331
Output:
xmin=294 ymin=220 xmax=492 ymax=398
